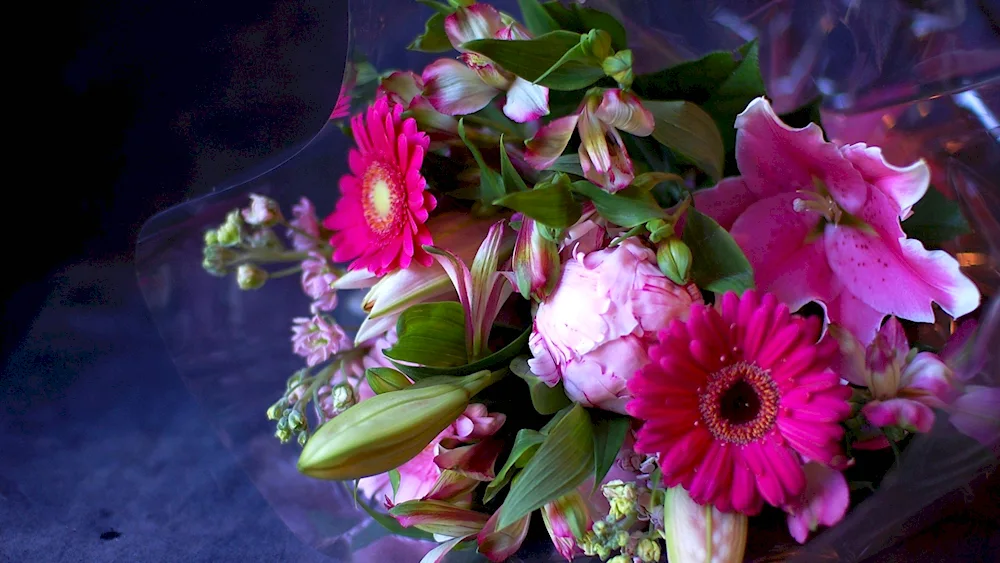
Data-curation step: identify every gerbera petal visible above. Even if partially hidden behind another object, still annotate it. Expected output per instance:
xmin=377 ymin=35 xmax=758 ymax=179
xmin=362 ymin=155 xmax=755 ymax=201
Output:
xmin=742 ymin=442 xmax=786 ymax=506
xmin=422 ymin=59 xmax=499 ymax=117
xmin=503 ymin=78 xmax=549 ymax=123
xmin=730 ymin=461 xmax=761 ymax=514
xmin=687 ymin=443 xmax=733 ymax=507
xmin=840 ymin=143 xmax=930 ymax=218
xmin=524 ymin=114 xmax=579 ymax=169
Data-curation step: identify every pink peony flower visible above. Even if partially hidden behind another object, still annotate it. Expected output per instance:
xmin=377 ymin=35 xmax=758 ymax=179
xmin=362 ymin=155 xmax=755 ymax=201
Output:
xmin=324 ymin=97 xmax=437 ymax=275
xmin=832 ymin=317 xmax=957 ymax=438
xmin=627 ymin=290 xmax=853 ymax=515
xmin=422 ymin=4 xmax=549 ymax=123
xmin=783 ymin=463 xmax=850 ymax=544
xmin=528 ymin=238 xmax=702 ymax=414
xmin=290 ymin=315 xmax=351 ymax=367
xmin=300 ymin=252 xmax=338 ymax=313
xmin=694 ymin=97 xmax=980 ymax=344
xmin=287 ymin=197 xmax=321 ymax=252
xmin=525 ymin=89 xmax=654 ymax=192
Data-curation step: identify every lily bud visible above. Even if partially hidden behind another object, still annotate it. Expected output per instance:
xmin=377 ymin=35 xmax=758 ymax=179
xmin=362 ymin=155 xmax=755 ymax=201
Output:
xmin=663 ymin=486 xmax=747 ymax=563
xmin=602 ymin=49 xmax=633 ymax=90
xmin=656 ymin=237 xmax=692 ymax=285
xmin=297 ymin=371 xmax=495 ymax=480
xmin=513 ymin=217 xmax=560 ymax=301
xmin=236 ymin=263 xmax=269 ymax=290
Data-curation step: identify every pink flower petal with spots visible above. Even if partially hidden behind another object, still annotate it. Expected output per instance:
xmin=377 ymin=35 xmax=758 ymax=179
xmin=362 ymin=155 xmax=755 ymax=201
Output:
xmin=840 ymin=143 xmax=930 ymax=218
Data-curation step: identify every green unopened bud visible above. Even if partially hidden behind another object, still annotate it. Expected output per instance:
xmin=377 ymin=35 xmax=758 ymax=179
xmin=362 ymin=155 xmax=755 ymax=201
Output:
xmin=602 ymin=49 xmax=633 ymax=89
xmin=366 ymin=367 xmax=413 ymax=394
xmin=204 ymin=229 xmax=219 ymax=246
xmin=297 ymin=371 xmax=495 ymax=480
xmin=287 ymin=409 xmax=307 ymax=432
xmin=266 ymin=400 xmax=288 ymax=421
xmin=330 ymin=384 xmax=356 ymax=412
xmin=297 ymin=431 xmax=309 ymax=447
xmin=636 ymin=538 xmax=661 ymax=562
xmin=657 ymin=237 xmax=692 ymax=285
xmin=217 ymin=210 xmax=244 ymax=247
xmin=236 ymin=263 xmax=269 ymax=290
xmin=275 ymin=427 xmax=293 ymax=443
xmin=201 ymin=257 xmax=226 ymax=277
xmin=614 ymin=530 xmax=629 ymax=548
xmin=581 ymin=29 xmax=613 ymax=61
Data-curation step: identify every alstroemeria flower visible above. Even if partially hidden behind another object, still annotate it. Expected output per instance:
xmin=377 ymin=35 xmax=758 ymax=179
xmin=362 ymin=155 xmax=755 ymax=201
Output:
xmin=477 ymin=509 xmax=531 ymax=562
xmin=427 ymin=220 xmax=514 ymax=359
xmin=832 ymin=317 xmax=957 ymax=439
xmin=694 ymin=97 xmax=980 ymax=344
xmin=378 ymin=71 xmax=459 ymax=138
xmin=422 ymin=4 xmax=548 ymax=123
xmin=541 ymin=490 xmax=593 ymax=561
xmin=525 ymin=89 xmax=654 ymax=192
xmin=783 ymin=463 xmax=850 ymax=544
xmin=512 ymin=215 xmax=560 ymax=301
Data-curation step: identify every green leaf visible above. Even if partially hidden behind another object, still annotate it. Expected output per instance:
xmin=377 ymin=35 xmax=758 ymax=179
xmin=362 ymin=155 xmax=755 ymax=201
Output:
xmin=462 ymin=31 xmax=605 ymax=90
xmin=389 ymin=469 xmax=401 ymax=497
xmin=542 ymin=2 xmax=628 ymax=51
xmin=546 ymin=154 xmax=585 ymax=177
xmin=365 ymin=367 xmax=412 ymax=394
xmin=484 ymin=428 xmax=546 ymax=502
xmin=390 ymin=327 xmax=530 ymax=380
xmin=902 ymin=185 xmax=971 ymax=246
xmin=499 ymin=136 xmax=529 ymax=193
xmin=356 ymin=497 xmax=436 ymax=541
xmin=416 ymin=0 xmax=454 ymax=15
xmin=408 ymin=12 xmax=453 ymax=53
xmin=632 ymin=51 xmax=740 ymax=102
xmin=495 ymin=183 xmax=581 ymax=229
xmin=510 ymin=356 xmax=572 ymax=415
xmin=384 ymin=302 xmax=468 ymax=367
xmin=682 ymin=208 xmax=754 ymax=294
xmin=571 ymin=180 xmax=666 ymax=227
xmin=644 ymin=100 xmax=725 ymax=181
xmin=459 ymin=118 xmax=506 ymax=203
xmin=591 ymin=412 xmax=630 ymax=488
xmin=498 ymin=404 xmax=595 ymax=529
xmin=517 ymin=0 xmax=561 ymax=36
xmin=702 ymin=41 xmax=766 ymax=160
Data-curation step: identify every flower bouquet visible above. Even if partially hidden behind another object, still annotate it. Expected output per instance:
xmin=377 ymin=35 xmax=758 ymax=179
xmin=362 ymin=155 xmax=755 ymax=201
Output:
xmin=139 ymin=0 xmax=1000 ymax=561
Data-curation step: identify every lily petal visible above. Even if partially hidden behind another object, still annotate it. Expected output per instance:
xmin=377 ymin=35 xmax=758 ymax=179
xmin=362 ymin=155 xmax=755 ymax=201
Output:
xmin=840 ymin=143 xmax=930 ymax=218
xmin=735 ymin=97 xmax=869 ymax=213
xmin=693 ymin=177 xmax=759 ymax=231
xmin=863 ymin=397 xmax=935 ymax=433
xmin=595 ymin=89 xmax=654 ymax=136
xmin=427 ymin=246 xmax=476 ymax=353
xmin=823 ymin=290 xmax=887 ymax=346
xmin=663 ymin=486 xmax=748 ymax=563
xmin=524 ymin=114 xmax=579 ymax=169
xmin=444 ymin=4 xmax=504 ymax=50
xmin=422 ymin=59 xmax=499 ymax=117
xmin=784 ymin=463 xmax=850 ymax=544
xmin=503 ymin=77 xmax=550 ymax=123
xmin=827 ymin=324 xmax=868 ymax=386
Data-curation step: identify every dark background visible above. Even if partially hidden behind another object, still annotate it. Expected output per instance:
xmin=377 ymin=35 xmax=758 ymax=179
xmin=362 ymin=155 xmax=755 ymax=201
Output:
xmin=1 ymin=1 xmax=997 ymax=562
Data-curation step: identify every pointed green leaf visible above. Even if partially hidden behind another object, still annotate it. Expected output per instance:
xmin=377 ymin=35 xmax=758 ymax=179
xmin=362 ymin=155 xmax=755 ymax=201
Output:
xmin=632 ymin=51 xmax=740 ymax=102
xmin=484 ymin=428 xmax=546 ymax=502
xmin=390 ymin=326 xmax=530 ymax=380
xmin=542 ymin=1 xmax=628 ymax=51
xmin=682 ymin=208 xmax=754 ymax=294
xmin=644 ymin=100 xmax=725 ymax=181
xmin=571 ymin=180 xmax=666 ymax=227
xmin=902 ymin=185 xmax=971 ymax=246
xmin=545 ymin=154 xmax=585 ymax=177
xmin=389 ymin=469 xmax=401 ymax=497
xmin=385 ymin=302 xmax=468 ymax=367
xmin=459 ymin=118 xmax=506 ymax=203
xmin=702 ymin=40 xmax=766 ymax=160
xmin=591 ymin=412 xmax=630 ymax=488
xmin=462 ymin=31 xmax=604 ymax=91
xmin=497 ymin=404 xmax=595 ymax=529
xmin=499 ymin=136 xmax=529 ymax=193
xmin=517 ymin=0 xmax=561 ymax=36
xmin=409 ymin=12 xmax=453 ymax=53
xmin=495 ymin=182 xmax=581 ymax=229
xmin=366 ymin=367 xmax=412 ymax=394
xmin=511 ymin=356 xmax=572 ymax=415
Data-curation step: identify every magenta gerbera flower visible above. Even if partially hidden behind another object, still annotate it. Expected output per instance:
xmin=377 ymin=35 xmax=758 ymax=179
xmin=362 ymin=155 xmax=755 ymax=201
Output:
xmin=626 ymin=290 xmax=852 ymax=515
xmin=324 ymin=97 xmax=437 ymax=275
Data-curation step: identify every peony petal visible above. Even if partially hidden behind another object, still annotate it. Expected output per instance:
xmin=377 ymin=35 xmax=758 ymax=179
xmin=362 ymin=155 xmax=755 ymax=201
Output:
xmin=422 ymin=59 xmax=499 ymax=117
xmin=784 ymin=463 xmax=850 ymax=544
xmin=444 ymin=4 xmax=505 ymax=50
xmin=862 ymin=398 xmax=935 ymax=433
xmin=503 ymin=77 xmax=550 ymax=123
xmin=734 ymin=97 xmax=869 ymax=212
xmin=524 ymin=114 xmax=579 ymax=169
xmin=729 ymin=192 xmax=840 ymax=313
xmin=840 ymin=143 xmax=930 ymax=218
xmin=595 ymin=89 xmax=655 ymax=136
xmin=693 ymin=177 xmax=759 ymax=230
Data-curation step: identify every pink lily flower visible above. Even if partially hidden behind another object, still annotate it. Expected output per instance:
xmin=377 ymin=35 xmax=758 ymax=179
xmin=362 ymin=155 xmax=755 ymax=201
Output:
xmin=426 ymin=220 xmax=514 ymax=359
xmin=694 ymin=97 xmax=980 ymax=344
xmin=525 ymin=89 xmax=654 ymax=192
xmin=783 ymin=463 xmax=850 ymax=544
xmin=832 ymin=317 xmax=957 ymax=439
xmin=422 ymin=4 xmax=548 ymax=123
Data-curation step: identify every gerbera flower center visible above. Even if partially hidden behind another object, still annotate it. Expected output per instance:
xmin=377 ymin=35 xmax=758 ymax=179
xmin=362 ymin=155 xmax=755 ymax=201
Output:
xmin=698 ymin=361 xmax=780 ymax=445
xmin=362 ymin=162 xmax=402 ymax=235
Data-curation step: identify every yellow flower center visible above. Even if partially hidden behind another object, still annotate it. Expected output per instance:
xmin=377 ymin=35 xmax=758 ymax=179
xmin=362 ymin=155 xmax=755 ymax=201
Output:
xmin=362 ymin=162 xmax=401 ymax=235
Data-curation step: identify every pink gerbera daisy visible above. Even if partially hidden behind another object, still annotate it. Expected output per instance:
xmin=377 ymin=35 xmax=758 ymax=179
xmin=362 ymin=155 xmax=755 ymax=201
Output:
xmin=627 ymin=290 xmax=852 ymax=515
xmin=324 ymin=97 xmax=437 ymax=275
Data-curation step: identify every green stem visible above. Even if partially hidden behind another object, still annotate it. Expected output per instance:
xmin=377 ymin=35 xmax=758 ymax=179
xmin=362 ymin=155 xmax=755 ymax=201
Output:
xmin=270 ymin=264 xmax=303 ymax=279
